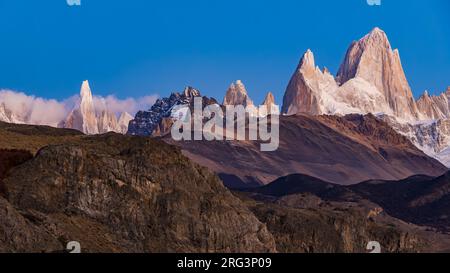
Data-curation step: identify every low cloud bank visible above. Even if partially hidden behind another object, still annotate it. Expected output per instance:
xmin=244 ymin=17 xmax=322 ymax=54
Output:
xmin=0 ymin=89 xmax=158 ymax=127
xmin=93 ymin=95 xmax=158 ymax=116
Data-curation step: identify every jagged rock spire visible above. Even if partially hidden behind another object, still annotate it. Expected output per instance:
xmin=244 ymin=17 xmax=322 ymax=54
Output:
xmin=262 ymin=92 xmax=275 ymax=107
xmin=223 ymin=80 xmax=254 ymax=107
xmin=281 ymin=49 xmax=337 ymax=115
xmin=336 ymin=27 xmax=419 ymax=120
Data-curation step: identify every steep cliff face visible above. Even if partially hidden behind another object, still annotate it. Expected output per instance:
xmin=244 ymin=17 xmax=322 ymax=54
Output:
xmin=281 ymin=50 xmax=338 ymax=115
xmin=62 ymin=80 xmax=99 ymax=135
xmin=336 ymin=28 xmax=419 ymax=121
xmin=245 ymin=198 xmax=424 ymax=253
xmin=282 ymin=28 xmax=419 ymax=121
xmin=61 ymin=81 xmax=132 ymax=135
xmin=0 ymin=123 xmax=444 ymax=253
xmin=2 ymin=133 xmax=276 ymax=253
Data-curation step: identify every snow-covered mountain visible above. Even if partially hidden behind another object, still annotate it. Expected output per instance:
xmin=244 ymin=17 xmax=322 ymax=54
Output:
xmin=127 ymin=82 xmax=279 ymax=136
xmin=127 ymin=86 xmax=217 ymax=136
xmin=0 ymin=102 xmax=23 ymax=124
xmin=281 ymin=27 xmax=450 ymax=167
xmin=282 ymin=28 xmax=419 ymax=121
xmin=59 ymin=80 xmax=133 ymax=135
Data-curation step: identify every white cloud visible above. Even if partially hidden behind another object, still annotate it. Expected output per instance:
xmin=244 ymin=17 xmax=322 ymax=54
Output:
xmin=93 ymin=94 xmax=158 ymax=116
xmin=0 ymin=90 xmax=69 ymax=126
xmin=0 ymin=89 xmax=158 ymax=127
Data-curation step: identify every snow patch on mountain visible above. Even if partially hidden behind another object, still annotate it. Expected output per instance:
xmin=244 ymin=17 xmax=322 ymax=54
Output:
xmin=281 ymin=28 xmax=450 ymax=167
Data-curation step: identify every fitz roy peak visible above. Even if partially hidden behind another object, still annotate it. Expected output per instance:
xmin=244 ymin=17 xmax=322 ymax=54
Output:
xmin=281 ymin=27 xmax=450 ymax=166
xmin=336 ymin=27 xmax=419 ymax=121
xmin=282 ymin=28 xmax=419 ymax=121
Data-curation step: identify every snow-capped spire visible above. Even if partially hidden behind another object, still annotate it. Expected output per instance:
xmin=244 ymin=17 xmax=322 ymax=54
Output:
xmin=282 ymin=49 xmax=338 ymax=116
xmin=78 ymin=80 xmax=98 ymax=134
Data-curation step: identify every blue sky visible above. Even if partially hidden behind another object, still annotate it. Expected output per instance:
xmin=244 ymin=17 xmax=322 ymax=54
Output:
xmin=0 ymin=0 xmax=449 ymax=105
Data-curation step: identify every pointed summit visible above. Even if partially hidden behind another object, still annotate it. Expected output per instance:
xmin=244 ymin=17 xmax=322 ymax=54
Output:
xmin=417 ymin=90 xmax=447 ymax=120
xmin=336 ymin=27 xmax=418 ymax=120
xmin=223 ymin=80 xmax=254 ymax=107
xmin=281 ymin=49 xmax=338 ymax=116
xmin=261 ymin=92 xmax=279 ymax=116
xmin=262 ymin=92 xmax=275 ymax=107
xmin=300 ymin=49 xmax=315 ymax=69
xmin=363 ymin=27 xmax=390 ymax=43
xmin=183 ymin=86 xmax=201 ymax=98
xmin=80 ymin=80 xmax=92 ymax=99
xmin=61 ymin=81 xmax=99 ymax=134
xmin=79 ymin=80 xmax=98 ymax=134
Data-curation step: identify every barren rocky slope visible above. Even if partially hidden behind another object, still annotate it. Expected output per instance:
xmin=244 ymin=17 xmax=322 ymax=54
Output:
xmin=0 ymin=122 xmax=437 ymax=253
xmin=167 ymin=114 xmax=447 ymax=188
xmin=0 ymin=126 xmax=276 ymax=253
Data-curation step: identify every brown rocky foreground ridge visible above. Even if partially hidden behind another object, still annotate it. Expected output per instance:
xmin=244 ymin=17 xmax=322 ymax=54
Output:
xmin=0 ymin=121 xmax=445 ymax=253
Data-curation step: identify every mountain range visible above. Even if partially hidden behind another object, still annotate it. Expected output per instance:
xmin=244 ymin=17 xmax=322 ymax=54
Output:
xmin=2 ymin=27 xmax=450 ymax=253
xmin=0 ymin=80 xmax=134 ymax=135
xmin=280 ymin=28 xmax=450 ymax=167
xmin=2 ymin=121 xmax=448 ymax=253
xmin=3 ymin=27 xmax=450 ymax=169
xmin=165 ymin=114 xmax=446 ymax=188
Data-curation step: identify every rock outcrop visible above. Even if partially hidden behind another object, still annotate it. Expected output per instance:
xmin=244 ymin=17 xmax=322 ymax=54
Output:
xmin=1 ymin=133 xmax=276 ymax=253
xmin=223 ymin=80 xmax=254 ymax=107
xmin=0 ymin=123 xmax=442 ymax=253
xmin=282 ymin=50 xmax=338 ymax=115
xmin=127 ymin=87 xmax=218 ymax=137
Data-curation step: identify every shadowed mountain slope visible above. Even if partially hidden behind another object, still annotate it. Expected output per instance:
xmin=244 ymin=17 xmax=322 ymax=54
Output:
xmin=167 ymin=114 xmax=447 ymax=188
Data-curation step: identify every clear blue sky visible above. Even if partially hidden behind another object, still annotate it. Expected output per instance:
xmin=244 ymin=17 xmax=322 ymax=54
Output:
xmin=0 ymin=0 xmax=449 ymax=105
